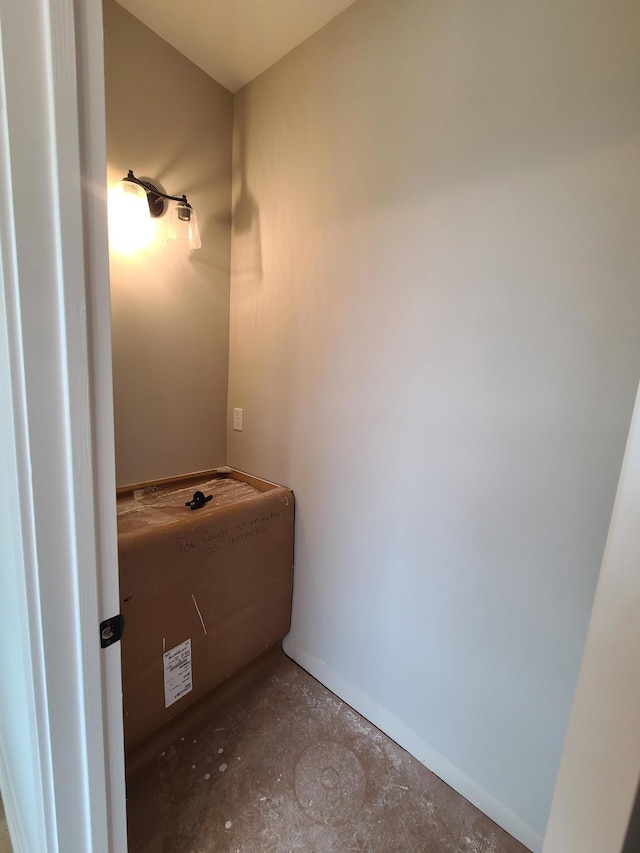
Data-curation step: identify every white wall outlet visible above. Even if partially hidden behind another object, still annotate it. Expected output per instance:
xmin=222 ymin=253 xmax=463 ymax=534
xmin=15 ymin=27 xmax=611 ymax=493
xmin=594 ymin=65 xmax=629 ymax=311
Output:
xmin=233 ymin=408 xmax=243 ymax=431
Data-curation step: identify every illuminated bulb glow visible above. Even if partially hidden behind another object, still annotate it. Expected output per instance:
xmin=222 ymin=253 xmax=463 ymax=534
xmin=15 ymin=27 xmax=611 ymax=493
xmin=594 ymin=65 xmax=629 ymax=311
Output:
xmin=108 ymin=179 xmax=154 ymax=254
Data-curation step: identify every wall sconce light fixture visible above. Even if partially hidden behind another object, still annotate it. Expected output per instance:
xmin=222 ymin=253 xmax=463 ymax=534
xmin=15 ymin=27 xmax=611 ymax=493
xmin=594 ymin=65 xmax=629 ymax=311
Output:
xmin=111 ymin=170 xmax=201 ymax=251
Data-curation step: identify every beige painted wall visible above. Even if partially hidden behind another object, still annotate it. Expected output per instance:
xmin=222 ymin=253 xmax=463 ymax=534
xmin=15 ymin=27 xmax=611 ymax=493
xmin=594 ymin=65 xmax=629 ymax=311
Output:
xmin=228 ymin=0 xmax=640 ymax=848
xmin=104 ymin=0 xmax=232 ymax=486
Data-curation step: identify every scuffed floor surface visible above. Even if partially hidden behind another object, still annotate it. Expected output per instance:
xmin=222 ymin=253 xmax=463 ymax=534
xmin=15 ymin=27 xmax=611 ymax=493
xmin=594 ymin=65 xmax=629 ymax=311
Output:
xmin=0 ymin=796 xmax=13 ymax=853
xmin=126 ymin=649 xmax=529 ymax=853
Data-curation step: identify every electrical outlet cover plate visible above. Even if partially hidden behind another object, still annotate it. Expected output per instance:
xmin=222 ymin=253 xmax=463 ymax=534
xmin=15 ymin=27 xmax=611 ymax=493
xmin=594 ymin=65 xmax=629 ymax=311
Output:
xmin=233 ymin=408 xmax=243 ymax=431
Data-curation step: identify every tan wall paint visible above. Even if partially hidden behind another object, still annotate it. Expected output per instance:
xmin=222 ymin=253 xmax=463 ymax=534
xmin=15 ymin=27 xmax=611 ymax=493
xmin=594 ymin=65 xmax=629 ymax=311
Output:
xmin=104 ymin=0 xmax=232 ymax=486
xmin=228 ymin=0 xmax=640 ymax=848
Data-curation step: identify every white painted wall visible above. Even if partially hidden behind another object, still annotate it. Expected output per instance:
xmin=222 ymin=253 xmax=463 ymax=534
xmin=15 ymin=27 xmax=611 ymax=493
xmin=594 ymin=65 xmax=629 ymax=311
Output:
xmin=543 ymin=381 xmax=640 ymax=851
xmin=228 ymin=0 xmax=640 ymax=847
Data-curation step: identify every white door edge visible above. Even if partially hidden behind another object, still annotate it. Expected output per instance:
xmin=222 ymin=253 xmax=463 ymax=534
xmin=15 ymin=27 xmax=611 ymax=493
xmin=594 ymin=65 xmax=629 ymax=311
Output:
xmin=543 ymin=380 xmax=640 ymax=852
xmin=0 ymin=0 xmax=126 ymax=850
xmin=73 ymin=0 xmax=128 ymax=848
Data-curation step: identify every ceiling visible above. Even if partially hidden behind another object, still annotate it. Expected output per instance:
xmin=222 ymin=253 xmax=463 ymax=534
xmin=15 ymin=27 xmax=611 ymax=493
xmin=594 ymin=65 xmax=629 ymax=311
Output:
xmin=115 ymin=0 xmax=358 ymax=93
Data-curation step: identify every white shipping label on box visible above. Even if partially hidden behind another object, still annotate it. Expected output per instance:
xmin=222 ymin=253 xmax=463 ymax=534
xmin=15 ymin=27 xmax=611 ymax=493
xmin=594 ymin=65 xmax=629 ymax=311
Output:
xmin=163 ymin=639 xmax=192 ymax=708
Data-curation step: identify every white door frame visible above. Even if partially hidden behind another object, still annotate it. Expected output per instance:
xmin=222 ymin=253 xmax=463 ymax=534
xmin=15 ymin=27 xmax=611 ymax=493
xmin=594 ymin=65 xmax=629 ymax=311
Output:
xmin=0 ymin=0 xmax=126 ymax=850
xmin=542 ymin=380 xmax=640 ymax=853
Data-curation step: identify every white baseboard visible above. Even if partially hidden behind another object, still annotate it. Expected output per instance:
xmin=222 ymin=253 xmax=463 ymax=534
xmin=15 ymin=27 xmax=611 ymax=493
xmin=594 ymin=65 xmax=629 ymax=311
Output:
xmin=283 ymin=635 xmax=543 ymax=853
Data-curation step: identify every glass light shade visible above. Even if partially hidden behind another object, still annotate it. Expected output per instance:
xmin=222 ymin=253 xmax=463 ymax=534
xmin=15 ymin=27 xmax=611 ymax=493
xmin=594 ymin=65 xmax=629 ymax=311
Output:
xmin=167 ymin=202 xmax=201 ymax=250
xmin=108 ymin=179 xmax=153 ymax=253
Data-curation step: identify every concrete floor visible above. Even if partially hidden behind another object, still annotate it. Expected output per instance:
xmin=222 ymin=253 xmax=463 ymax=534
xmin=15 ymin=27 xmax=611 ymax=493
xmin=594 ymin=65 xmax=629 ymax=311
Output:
xmin=0 ymin=796 xmax=12 ymax=853
xmin=126 ymin=648 xmax=529 ymax=853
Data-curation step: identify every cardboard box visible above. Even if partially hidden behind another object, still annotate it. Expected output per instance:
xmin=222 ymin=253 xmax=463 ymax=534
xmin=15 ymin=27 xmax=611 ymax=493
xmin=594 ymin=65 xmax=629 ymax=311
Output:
xmin=117 ymin=470 xmax=294 ymax=749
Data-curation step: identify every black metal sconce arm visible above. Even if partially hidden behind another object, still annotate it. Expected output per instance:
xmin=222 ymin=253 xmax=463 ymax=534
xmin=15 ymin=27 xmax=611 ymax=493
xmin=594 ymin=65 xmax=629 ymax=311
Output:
xmin=123 ymin=169 xmax=193 ymax=218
